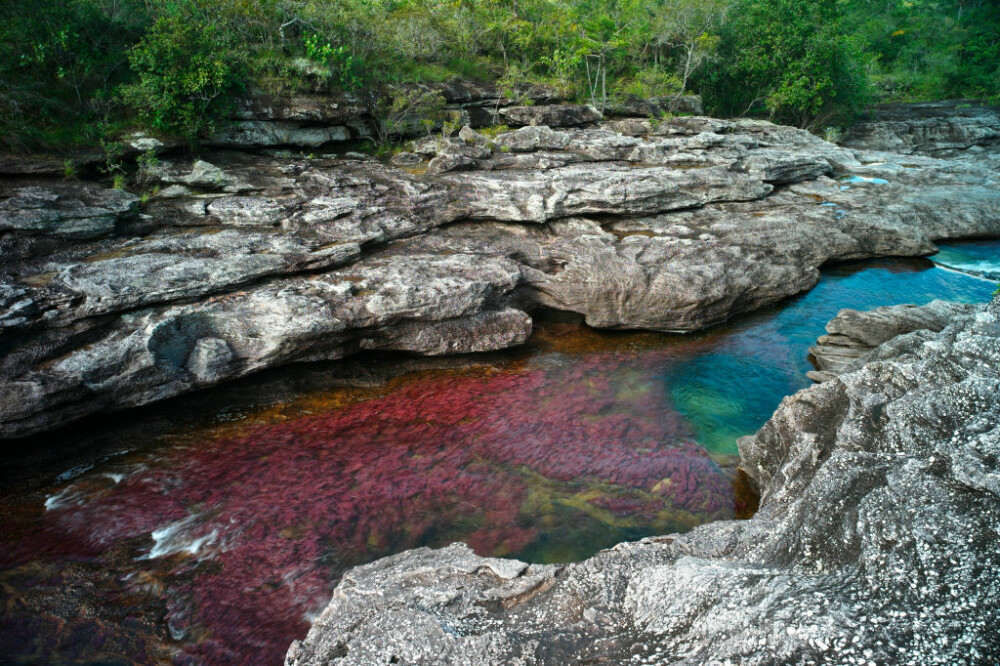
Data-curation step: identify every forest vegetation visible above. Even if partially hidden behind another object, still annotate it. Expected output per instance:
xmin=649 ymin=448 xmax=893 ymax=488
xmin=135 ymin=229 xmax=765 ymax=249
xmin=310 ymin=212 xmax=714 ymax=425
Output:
xmin=1 ymin=0 xmax=997 ymax=149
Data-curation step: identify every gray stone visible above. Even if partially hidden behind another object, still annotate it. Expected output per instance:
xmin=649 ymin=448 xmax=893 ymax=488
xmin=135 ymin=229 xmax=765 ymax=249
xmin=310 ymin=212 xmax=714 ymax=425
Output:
xmin=160 ymin=159 xmax=256 ymax=193
xmin=443 ymin=164 xmax=773 ymax=223
xmin=808 ymin=300 xmax=976 ymax=379
xmin=0 ymin=185 xmax=138 ymax=239
xmin=426 ymin=154 xmax=478 ymax=175
xmin=499 ymin=104 xmax=603 ymax=128
xmin=0 ymin=252 xmax=529 ymax=438
xmin=842 ymin=101 xmax=1000 ymax=155
xmin=0 ymin=230 xmax=362 ymax=335
xmin=605 ymin=93 xmax=704 ymax=117
xmin=390 ymin=151 xmax=425 ymax=167
xmin=211 ymin=121 xmax=350 ymax=148
xmin=205 ymin=196 xmax=287 ymax=227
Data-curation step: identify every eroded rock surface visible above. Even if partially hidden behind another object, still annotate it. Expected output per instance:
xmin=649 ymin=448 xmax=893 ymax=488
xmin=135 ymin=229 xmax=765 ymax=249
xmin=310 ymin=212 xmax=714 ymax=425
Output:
xmin=0 ymin=184 xmax=139 ymax=239
xmin=807 ymin=299 xmax=976 ymax=381
xmin=842 ymin=100 xmax=1000 ymax=155
xmin=2 ymin=108 xmax=999 ymax=437
xmin=288 ymin=293 xmax=1000 ymax=666
xmin=498 ymin=103 xmax=603 ymax=128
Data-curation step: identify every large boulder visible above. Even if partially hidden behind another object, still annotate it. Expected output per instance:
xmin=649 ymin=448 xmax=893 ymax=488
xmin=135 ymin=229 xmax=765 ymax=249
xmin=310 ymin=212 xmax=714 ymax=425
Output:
xmin=0 ymin=251 xmax=531 ymax=439
xmin=288 ymin=293 xmax=1000 ymax=666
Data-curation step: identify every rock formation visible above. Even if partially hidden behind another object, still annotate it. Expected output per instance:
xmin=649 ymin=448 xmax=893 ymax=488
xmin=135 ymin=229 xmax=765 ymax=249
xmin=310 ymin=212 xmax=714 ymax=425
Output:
xmin=206 ymin=83 xmax=704 ymax=150
xmin=842 ymin=100 xmax=1000 ymax=155
xmin=807 ymin=299 xmax=976 ymax=382
xmin=287 ymin=293 xmax=1000 ymax=666
xmin=1 ymin=107 xmax=999 ymax=438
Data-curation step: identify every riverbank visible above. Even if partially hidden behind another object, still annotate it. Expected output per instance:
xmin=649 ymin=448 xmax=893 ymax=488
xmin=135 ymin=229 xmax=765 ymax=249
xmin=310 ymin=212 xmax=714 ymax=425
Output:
xmin=3 ymin=104 xmax=999 ymax=439
xmin=1 ymin=102 xmax=999 ymax=663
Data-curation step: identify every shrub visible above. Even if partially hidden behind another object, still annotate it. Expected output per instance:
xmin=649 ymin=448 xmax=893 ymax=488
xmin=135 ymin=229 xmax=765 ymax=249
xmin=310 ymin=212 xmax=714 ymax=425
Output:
xmin=700 ymin=0 xmax=872 ymax=128
xmin=119 ymin=11 xmax=244 ymax=141
xmin=620 ymin=68 xmax=684 ymax=99
xmin=371 ymin=88 xmax=447 ymax=149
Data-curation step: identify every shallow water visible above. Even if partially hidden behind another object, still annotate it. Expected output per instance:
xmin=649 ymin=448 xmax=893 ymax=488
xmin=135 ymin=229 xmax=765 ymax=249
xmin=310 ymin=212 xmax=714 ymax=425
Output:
xmin=0 ymin=243 xmax=996 ymax=664
xmin=933 ymin=239 xmax=1000 ymax=279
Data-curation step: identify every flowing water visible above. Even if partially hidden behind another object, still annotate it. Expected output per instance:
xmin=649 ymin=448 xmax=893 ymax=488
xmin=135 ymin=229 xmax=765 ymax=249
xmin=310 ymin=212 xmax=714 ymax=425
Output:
xmin=1 ymin=241 xmax=997 ymax=664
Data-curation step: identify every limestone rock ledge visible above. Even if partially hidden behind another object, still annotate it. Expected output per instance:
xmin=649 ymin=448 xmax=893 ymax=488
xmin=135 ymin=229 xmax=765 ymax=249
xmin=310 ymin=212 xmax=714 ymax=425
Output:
xmin=288 ymin=294 xmax=1000 ymax=666
xmin=3 ymin=110 xmax=999 ymax=438
xmin=807 ymin=299 xmax=977 ymax=382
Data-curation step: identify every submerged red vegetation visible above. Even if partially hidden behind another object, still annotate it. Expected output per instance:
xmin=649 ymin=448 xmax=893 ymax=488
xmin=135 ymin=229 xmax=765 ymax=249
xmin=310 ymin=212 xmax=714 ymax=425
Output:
xmin=4 ymin=340 xmax=740 ymax=664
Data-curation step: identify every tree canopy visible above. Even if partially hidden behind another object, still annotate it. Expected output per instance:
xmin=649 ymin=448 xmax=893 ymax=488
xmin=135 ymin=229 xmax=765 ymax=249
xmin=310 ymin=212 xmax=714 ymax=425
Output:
xmin=1 ymin=0 xmax=997 ymax=148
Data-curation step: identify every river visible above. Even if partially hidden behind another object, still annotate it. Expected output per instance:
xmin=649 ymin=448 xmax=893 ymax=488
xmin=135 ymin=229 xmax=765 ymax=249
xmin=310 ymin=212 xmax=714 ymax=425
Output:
xmin=1 ymin=240 xmax=996 ymax=664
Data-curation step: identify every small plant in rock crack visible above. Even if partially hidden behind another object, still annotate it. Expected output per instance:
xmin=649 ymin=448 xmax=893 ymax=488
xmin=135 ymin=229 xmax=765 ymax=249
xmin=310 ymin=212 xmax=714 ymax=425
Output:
xmin=135 ymin=148 xmax=161 ymax=186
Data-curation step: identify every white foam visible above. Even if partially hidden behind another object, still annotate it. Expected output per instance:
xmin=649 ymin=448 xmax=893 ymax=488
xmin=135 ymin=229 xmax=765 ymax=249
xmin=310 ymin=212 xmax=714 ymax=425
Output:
xmin=56 ymin=462 xmax=95 ymax=482
xmin=932 ymin=262 xmax=1000 ymax=284
xmin=142 ymin=514 xmax=219 ymax=559
xmin=937 ymin=258 xmax=1000 ymax=275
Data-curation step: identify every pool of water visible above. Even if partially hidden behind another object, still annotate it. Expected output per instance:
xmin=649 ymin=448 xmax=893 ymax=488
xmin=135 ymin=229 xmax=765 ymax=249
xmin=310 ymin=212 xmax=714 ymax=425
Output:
xmin=0 ymin=243 xmax=996 ymax=664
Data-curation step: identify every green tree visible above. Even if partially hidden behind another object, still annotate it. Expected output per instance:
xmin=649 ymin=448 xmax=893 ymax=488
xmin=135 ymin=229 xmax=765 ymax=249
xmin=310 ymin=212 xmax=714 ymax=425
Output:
xmin=120 ymin=8 xmax=244 ymax=140
xmin=701 ymin=0 xmax=872 ymax=127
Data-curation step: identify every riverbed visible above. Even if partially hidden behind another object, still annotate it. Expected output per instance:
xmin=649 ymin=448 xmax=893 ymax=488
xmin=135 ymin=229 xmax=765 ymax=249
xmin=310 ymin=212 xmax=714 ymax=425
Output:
xmin=1 ymin=241 xmax=996 ymax=664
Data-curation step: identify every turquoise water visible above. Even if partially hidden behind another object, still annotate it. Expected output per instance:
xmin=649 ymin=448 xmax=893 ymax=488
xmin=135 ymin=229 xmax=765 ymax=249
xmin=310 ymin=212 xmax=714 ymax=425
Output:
xmin=671 ymin=245 xmax=998 ymax=454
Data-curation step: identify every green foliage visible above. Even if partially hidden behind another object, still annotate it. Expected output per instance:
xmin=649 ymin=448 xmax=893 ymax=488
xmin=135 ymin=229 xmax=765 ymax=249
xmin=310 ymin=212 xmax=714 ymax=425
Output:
xmin=371 ymin=88 xmax=448 ymax=149
xmin=700 ymin=0 xmax=873 ymax=127
xmin=621 ymin=69 xmax=684 ymax=99
xmin=478 ymin=125 xmax=512 ymax=139
xmin=0 ymin=0 xmax=147 ymax=148
xmin=119 ymin=10 xmax=243 ymax=140
xmin=302 ymin=33 xmax=360 ymax=89
xmin=98 ymin=139 xmax=125 ymax=178
xmin=135 ymin=149 xmax=161 ymax=186
xmin=840 ymin=0 xmax=1000 ymax=102
xmin=3 ymin=0 xmax=997 ymax=150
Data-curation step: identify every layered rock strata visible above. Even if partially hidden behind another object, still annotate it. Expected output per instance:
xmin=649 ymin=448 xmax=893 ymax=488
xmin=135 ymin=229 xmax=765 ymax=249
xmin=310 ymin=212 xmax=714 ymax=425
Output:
xmin=842 ymin=100 xmax=1000 ymax=155
xmin=209 ymin=83 xmax=704 ymax=149
xmin=288 ymin=293 xmax=1000 ymax=666
xmin=807 ymin=299 xmax=976 ymax=382
xmin=2 ymin=111 xmax=999 ymax=438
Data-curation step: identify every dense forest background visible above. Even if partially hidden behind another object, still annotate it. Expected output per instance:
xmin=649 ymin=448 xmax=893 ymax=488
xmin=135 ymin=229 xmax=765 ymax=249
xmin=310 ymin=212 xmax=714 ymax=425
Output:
xmin=1 ymin=0 xmax=998 ymax=149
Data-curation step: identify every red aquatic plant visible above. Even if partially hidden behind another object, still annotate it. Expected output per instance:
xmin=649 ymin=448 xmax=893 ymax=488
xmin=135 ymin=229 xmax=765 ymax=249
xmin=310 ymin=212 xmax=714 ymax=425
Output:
xmin=12 ymin=348 xmax=736 ymax=664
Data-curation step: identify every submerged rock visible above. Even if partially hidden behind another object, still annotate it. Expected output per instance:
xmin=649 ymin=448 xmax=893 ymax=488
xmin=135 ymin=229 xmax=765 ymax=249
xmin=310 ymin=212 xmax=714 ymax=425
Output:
xmin=288 ymin=293 xmax=1000 ymax=666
